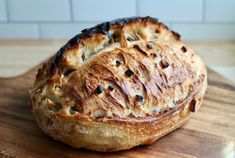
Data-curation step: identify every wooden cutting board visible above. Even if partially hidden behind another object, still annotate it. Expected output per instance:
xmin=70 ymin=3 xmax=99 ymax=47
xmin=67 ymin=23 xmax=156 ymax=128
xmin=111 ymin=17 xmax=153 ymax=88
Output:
xmin=0 ymin=64 xmax=234 ymax=158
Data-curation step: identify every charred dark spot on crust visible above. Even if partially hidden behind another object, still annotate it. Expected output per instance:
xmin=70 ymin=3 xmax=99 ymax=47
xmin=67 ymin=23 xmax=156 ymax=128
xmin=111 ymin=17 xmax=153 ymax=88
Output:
xmin=96 ymin=85 xmax=104 ymax=94
xmin=160 ymin=60 xmax=169 ymax=69
xmin=49 ymin=42 xmax=77 ymax=76
xmin=136 ymin=95 xmax=144 ymax=102
xmin=108 ymin=85 xmax=114 ymax=91
xmin=125 ymin=69 xmax=134 ymax=77
xmin=189 ymin=99 xmax=196 ymax=112
xmin=171 ymin=31 xmax=181 ymax=40
xmin=48 ymin=62 xmax=57 ymax=77
xmin=81 ymin=22 xmax=111 ymax=38
xmin=53 ymin=34 xmax=81 ymax=67
xmin=181 ymin=46 xmax=187 ymax=53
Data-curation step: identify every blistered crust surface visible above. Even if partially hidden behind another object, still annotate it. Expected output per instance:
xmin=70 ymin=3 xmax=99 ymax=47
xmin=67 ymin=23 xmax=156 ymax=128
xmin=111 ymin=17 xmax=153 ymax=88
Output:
xmin=29 ymin=16 xmax=207 ymax=151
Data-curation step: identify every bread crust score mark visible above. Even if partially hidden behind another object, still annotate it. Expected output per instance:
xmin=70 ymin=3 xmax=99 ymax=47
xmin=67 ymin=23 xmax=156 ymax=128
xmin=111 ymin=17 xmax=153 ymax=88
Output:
xmin=29 ymin=16 xmax=207 ymax=152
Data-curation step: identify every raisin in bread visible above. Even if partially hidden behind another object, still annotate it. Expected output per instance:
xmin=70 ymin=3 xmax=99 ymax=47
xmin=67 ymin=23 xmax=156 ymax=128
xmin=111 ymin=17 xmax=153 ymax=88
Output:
xmin=29 ymin=17 xmax=207 ymax=152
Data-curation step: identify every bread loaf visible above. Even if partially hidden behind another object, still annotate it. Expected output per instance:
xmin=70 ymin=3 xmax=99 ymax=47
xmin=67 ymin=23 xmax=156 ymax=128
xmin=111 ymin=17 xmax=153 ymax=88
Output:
xmin=29 ymin=17 xmax=207 ymax=152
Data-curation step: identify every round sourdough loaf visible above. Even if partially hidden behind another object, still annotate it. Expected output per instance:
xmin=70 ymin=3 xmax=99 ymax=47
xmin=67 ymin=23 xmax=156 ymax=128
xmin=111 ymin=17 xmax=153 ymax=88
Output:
xmin=29 ymin=17 xmax=207 ymax=152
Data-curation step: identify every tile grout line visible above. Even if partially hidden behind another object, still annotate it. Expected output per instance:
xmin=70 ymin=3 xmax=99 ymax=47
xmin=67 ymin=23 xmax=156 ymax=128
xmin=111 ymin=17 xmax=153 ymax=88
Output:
xmin=135 ymin=0 xmax=139 ymax=16
xmin=5 ymin=0 xmax=10 ymax=22
xmin=159 ymin=21 xmax=235 ymax=24
xmin=202 ymin=0 xmax=206 ymax=23
xmin=1 ymin=21 xmax=235 ymax=24
xmin=69 ymin=0 xmax=74 ymax=21
xmin=0 ymin=20 xmax=103 ymax=24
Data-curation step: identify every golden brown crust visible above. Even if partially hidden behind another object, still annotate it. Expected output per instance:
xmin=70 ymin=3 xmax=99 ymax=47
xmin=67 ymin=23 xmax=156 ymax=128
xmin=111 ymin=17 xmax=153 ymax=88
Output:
xmin=29 ymin=16 xmax=207 ymax=152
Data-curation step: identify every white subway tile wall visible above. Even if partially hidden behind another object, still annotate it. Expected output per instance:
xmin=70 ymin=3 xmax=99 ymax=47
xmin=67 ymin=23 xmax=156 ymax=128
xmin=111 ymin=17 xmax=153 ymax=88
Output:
xmin=205 ymin=0 xmax=235 ymax=22
xmin=0 ymin=0 xmax=234 ymax=40
xmin=8 ymin=0 xmax=71 ymax=21
xmin=138 ymin=0 xmax=203 ymax=22
xmin=40 ymin=23 xmax=97 ymax=39
xmin=0 ymin=23 xmax=39 ymax=38
xmin=72 ymin=0 xmax=136 ymax=21
xmin=172 ymin=24 xmax=235 ymax=40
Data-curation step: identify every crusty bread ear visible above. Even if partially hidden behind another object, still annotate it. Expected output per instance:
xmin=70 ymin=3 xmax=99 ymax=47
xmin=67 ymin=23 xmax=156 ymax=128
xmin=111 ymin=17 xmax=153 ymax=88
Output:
xmin=49 ymin=17 xmax=179 ymax=73
xmin=29 ymin=17 xmax=207 ymax=152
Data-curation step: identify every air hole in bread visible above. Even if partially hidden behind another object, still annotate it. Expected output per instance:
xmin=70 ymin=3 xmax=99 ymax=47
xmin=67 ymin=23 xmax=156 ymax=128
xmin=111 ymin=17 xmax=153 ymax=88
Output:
xmin=127 ymin=37 xmax=136 ymax=42
xmin=82 ymin=52 xmax=86 ymax=61
xmin=54 ymin=86 xmax=61 ymax=92
xmin=62 ymin=67 xmax=76 ymax=76
xmin=111 ymin=54 xmax=125 ymax=68
xmin=112 ymin=32 xmax=120 ymax=42
xmin=147 ymin=43 xmax=153 ymax=49
xmin=150 ymin=53 xmax=157 ymax=58
xmin=70 ymin=106 xmax=80 ymax=114
xmin=50 ymin=102 xmax=62 ymax=112
xmin=116 ymin=60 xmax=122 ymax=67
xmin=154 ymin=63 xmax=158 ymax=68
xmin=160 ymin=60 xmax=169 ymax=69
xmin=189 ymin=99 xmax=196 ymax=112
xmin=108 ymin=85 xmax=114 ymax=91
xmin=155 ymin=28 xmax=160 ymax=33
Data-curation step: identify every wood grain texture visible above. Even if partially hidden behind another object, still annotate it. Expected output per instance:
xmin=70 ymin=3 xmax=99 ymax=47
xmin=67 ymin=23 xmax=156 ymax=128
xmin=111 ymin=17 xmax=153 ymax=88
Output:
xmin=0 ymin=65 xmax=234 ymax=158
